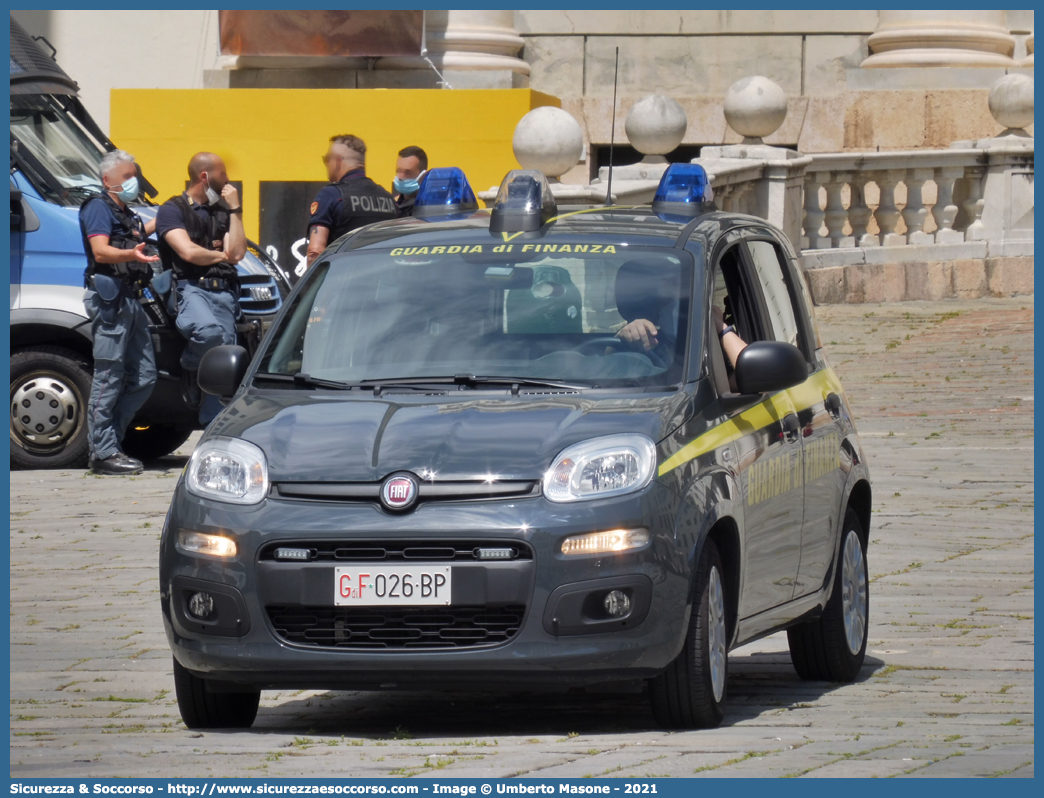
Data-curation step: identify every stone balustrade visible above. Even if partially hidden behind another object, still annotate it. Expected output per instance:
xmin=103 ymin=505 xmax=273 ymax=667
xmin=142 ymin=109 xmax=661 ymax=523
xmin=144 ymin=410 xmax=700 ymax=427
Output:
xmin=800 ymin=149 xmax=986 ymax=250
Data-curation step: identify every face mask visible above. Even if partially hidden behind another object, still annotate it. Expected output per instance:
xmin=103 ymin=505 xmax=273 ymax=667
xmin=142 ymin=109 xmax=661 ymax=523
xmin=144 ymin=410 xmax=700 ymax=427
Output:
xmin=109 ymin=176 xmax=138 ymax=203
xmin=394 ymin=176 xmax=420 ymax=196
xmin=201 ymin=173 xmax=222 ymax=205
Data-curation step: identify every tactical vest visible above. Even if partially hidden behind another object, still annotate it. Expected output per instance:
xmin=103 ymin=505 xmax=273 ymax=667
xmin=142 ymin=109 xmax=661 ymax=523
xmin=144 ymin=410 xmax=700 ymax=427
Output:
xmin=328 ymin=176 xmax=398 ymax=241
xmin=78 ymin=192 xmax=149 ymax=287
xmin=158 ymin=194 xmax=236 ymax=281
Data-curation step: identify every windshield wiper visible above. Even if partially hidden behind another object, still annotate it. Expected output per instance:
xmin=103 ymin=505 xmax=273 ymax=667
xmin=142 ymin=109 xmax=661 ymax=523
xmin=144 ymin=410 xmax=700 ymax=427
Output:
xmin=252 ymin=372 xmax=360 ymax=390
xmin=360 ymin=374 xmax=586 ymax=395
xmin=463 ymin=375 xmax=587 ymax=392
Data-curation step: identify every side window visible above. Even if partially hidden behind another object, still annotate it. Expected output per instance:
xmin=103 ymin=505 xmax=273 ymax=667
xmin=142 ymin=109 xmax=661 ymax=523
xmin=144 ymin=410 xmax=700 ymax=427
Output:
xmin=745 ymin=240 xmax=800 ymax=348
xmin=713 ymin=244 xmax=767 ymax=345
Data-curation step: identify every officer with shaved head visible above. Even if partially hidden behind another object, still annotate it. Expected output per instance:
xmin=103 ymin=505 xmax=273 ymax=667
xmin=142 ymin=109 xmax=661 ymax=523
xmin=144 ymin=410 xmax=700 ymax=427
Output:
xmin=304 ymin=134 xmax=397 ymax=276
xmin=155 ymin=152 xmax=246 ymax=425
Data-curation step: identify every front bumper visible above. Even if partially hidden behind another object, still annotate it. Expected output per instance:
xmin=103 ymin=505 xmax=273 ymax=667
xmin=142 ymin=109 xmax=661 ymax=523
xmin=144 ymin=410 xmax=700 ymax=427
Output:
xmin=159 ymin=481 xmax=693 ymax=691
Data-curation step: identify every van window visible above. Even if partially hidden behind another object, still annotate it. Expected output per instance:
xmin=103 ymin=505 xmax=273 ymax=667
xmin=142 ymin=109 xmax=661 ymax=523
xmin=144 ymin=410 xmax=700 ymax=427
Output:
xmin=11 ymin=95 xmax=104 ymax=205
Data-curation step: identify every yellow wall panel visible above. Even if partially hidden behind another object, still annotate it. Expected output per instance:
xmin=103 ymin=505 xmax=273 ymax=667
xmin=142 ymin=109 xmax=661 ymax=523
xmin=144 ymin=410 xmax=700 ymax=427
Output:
xmin=110 ymin=88 xmax=560 ymax=240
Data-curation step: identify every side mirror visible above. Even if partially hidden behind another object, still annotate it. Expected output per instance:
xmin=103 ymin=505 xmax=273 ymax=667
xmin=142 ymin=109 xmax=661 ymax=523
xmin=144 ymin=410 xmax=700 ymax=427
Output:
xmin=733 ymin=341 xmax=807 ymax=395
xmin=198 ymin=345 xmax=250 ymax=402
xmin=11 ymin=187 xmax=24 ymax=230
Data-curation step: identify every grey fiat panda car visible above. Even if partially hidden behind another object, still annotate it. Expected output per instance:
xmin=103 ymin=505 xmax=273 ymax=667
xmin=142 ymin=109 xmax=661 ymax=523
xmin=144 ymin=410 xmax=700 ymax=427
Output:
xmin=160 ymin=165 xmax=872 ymax=730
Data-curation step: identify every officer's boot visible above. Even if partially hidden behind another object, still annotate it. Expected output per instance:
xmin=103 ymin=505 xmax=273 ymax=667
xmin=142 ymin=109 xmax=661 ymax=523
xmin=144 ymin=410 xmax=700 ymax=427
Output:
xmin=90 ymin=452 xmax=144 ymax=476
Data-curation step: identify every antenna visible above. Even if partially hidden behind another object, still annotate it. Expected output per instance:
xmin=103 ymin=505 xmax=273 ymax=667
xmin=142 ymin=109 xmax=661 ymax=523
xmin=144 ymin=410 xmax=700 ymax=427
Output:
xmin=604 ymin=46 xmax=620 ymax=207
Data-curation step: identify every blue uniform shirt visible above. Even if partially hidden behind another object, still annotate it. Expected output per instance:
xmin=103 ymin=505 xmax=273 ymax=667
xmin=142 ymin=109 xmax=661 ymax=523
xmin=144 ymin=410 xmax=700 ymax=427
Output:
xmin=155 ymin=196 xmax=227 ymax=250
xmin=81 ymin=196 xmax=126 ymax=241
xmin=307 ymin=168 xmax=367 ymax=231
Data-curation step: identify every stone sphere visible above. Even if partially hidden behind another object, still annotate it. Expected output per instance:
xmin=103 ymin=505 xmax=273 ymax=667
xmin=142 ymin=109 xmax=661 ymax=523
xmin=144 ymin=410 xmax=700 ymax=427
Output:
xmin=512 ymin=106 xmax=584 ymax=178
xmin=988 ymin=73 xmax=1034 ymax=130
xmin=723 ymin=76 xmax=788 ymax=140
xmin=625 ymin=94 xmax=688 ymax=155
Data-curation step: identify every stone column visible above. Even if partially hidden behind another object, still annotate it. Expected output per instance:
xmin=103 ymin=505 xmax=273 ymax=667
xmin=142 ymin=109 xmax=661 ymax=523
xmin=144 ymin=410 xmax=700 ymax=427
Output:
xmin=375 ymin=10 xmax=529 ymax=88
xmin=861 ymin=11 xmax=1017 ymax=68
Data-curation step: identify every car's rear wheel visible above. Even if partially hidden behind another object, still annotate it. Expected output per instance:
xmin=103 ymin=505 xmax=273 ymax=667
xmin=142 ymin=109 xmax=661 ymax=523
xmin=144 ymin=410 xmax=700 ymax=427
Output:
xmin=122 ymin=423 xmax=194 ymax=462
xmin=787 ymin=507 xmax=869 ymax=682
xmin=649 ymin=538 xmax=727 ymax=729
xmin=173 ymin=657 xmax=260 ymax=729
xmin=10 ymin=346 xmax=92 ymax=470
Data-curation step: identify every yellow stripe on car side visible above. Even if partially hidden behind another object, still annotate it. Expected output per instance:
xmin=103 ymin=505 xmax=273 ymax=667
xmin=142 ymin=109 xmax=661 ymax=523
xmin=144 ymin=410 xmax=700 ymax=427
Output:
xmin=658 ymin=368 xmax=844 ymax=477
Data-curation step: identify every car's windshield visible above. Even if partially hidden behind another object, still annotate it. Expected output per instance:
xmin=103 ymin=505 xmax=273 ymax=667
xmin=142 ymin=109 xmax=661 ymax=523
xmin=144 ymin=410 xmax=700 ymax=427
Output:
xmin=10 ymin=95 xmax=106 ymax=206
xmin=256 ymin=244 xmax=696 ymax=388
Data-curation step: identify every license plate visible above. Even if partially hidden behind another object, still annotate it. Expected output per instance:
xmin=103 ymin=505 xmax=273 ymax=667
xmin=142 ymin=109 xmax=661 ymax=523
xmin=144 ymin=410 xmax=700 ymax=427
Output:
xmin=334 ymin=565 xmax=451 ymax=606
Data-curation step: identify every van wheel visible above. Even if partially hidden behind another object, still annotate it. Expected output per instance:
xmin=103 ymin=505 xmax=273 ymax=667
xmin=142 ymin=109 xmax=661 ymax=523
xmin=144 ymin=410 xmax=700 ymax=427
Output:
xmin=10 ymin=346 xmax=91 ymax=470
xmin=122 ymin=424 xmax=193 ymax=462
xmin=649 ymin=538 xmax=728 ymax=729
xmin=173 ymin=657 xmax=260 ymax=730
xmin=788 ymin=508 xmax=869 ymax=682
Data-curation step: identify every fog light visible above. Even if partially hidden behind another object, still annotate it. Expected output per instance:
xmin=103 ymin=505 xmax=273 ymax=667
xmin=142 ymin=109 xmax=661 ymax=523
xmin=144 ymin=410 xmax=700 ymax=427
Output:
xmin=188 ymin=591 xmax=215 ymax=620
xmin=178 ymin=530 xmax=237 ymax=557
xmin=560 ymin=528 xmax=649 ymax=556
xmin=603 ymin=590 xmax=631 ymax=617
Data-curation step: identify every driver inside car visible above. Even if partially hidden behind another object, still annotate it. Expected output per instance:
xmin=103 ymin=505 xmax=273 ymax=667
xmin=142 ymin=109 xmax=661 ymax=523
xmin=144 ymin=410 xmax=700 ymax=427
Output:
xmin=613 ymin=259 xmax=748 ymax=371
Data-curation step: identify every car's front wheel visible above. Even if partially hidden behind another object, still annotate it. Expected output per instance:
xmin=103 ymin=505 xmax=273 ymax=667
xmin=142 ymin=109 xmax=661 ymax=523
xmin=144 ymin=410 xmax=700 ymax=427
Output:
xmin=173 ymin=657 xmax=260 ymax=729
xmin=787 ymin=507 xmax=869 ymax=682
xmin=649 ymin=537 xmax=728 ymax=728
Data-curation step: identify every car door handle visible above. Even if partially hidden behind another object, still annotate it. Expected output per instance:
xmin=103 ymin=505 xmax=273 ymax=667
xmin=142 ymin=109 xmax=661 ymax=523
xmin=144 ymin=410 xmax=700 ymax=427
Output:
xmin=781 ymin=412 xmax=800 ymax=443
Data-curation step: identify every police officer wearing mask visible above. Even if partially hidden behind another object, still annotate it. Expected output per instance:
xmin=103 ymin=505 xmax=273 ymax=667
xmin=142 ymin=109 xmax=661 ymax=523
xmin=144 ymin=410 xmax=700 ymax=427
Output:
xmin=392 ymin=145 xmax=428 ymax=218
xmin=155 ymin=152 xmax=246 ymax=426
xmin=78 ymin=150 xmax=159 ymax=475
xmin=305 ymin=134 xmax=397 ymax=272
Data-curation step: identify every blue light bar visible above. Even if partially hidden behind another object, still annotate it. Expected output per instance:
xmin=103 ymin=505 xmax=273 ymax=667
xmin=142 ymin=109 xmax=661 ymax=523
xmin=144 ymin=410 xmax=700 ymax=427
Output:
xmin=651 ymin=163 xmax=716 ymax=216
xmin=489 ymin=169 xmax=557 ymax=233
xmin=413 ymin=167 xmax=479 ymax=218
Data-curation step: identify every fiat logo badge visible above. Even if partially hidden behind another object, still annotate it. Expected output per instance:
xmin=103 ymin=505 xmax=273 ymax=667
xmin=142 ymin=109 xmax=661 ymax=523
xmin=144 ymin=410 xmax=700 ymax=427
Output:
xmin=380 ymin=473 xmax=418 ymax=511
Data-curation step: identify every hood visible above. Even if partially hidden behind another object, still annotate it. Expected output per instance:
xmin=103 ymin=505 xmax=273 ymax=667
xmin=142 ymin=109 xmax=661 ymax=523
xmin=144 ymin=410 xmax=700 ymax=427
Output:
xmin=208 ymin=390 xmax=692 ymax=483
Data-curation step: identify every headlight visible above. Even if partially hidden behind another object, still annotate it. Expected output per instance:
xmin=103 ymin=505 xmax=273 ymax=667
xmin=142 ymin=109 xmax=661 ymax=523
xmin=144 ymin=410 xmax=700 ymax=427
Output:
xmin=186 ymin=436 xmax=268 ymax=505
xmin=543 ymin=434 xmax=657 ymax=503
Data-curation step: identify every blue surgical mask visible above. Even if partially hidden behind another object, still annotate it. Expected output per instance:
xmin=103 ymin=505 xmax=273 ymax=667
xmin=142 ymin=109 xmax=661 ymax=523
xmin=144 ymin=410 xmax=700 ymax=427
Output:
xmin=394 ymin=176 xmax=420 ymax=196
xmin=110 ymin=176 xmax=139 ymax=203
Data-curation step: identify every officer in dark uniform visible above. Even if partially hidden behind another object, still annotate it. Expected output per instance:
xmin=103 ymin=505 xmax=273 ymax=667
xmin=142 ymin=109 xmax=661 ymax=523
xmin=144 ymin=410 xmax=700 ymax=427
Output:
xmin=155 ymin=152 xmax=246 ymax=426
xmin=304 ymin=134 xmax=397 ymax=274
xmin=392 ymin=145 xmax=428 ymax=218
xmin=78 ymin=149 xmax=159 ymax=475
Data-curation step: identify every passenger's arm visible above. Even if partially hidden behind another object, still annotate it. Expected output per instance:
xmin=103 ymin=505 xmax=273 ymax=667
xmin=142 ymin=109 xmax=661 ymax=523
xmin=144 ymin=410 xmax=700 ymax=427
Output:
xmin=306 ymin=225 xmax=330 ymax=268
xmin=712 ymin=305 xmax=747 ymax=368
xmin=162 ymin=228 xmax=229 ymax=266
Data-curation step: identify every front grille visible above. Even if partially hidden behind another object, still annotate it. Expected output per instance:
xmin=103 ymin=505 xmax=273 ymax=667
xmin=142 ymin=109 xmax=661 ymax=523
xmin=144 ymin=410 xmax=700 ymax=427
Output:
xmin=258 ymin=539 xmax=533 ymax=563
xmin=266 ymin=604 xmax=526 ymax=649
xmin=238 ymin=274 xmax=281 ymax=315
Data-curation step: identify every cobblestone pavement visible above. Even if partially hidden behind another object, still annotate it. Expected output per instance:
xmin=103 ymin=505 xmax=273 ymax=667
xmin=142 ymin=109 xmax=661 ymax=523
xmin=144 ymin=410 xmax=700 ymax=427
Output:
xmin=10 ymin=298 xmax=1033 ymax=779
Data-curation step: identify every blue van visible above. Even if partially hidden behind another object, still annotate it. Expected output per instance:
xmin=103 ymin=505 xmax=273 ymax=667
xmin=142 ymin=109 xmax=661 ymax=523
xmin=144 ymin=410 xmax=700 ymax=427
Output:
xmin=9 ymin=18 xmax=289 ymax=468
